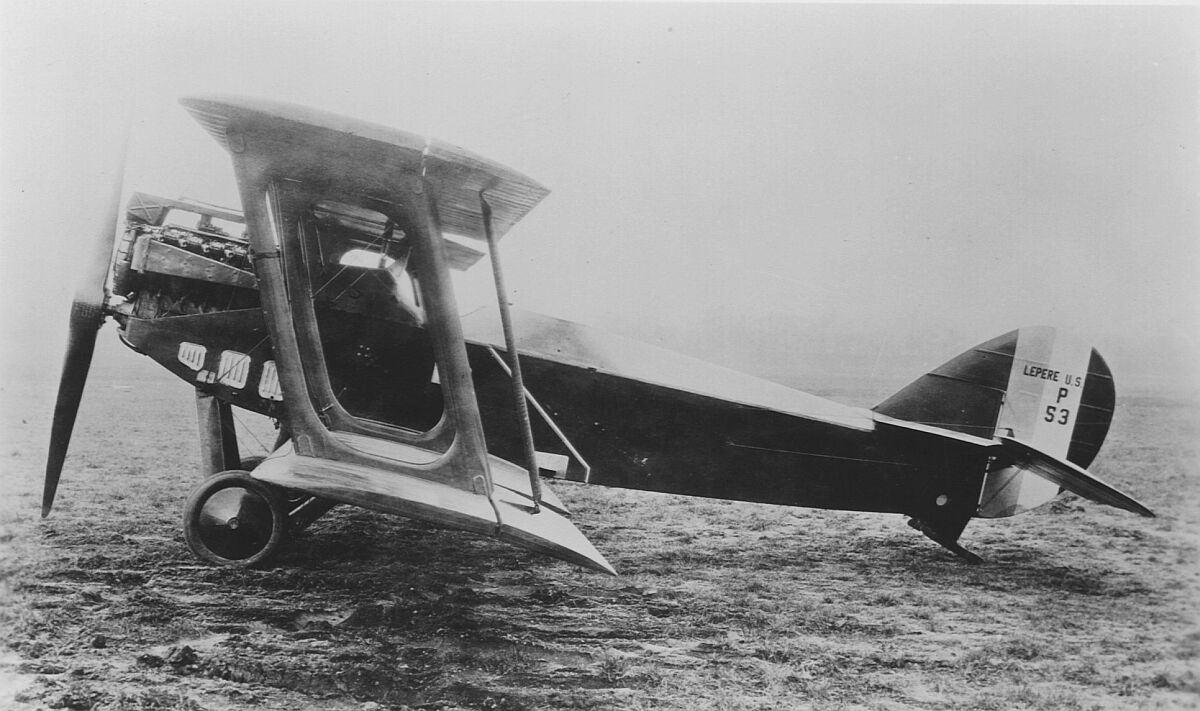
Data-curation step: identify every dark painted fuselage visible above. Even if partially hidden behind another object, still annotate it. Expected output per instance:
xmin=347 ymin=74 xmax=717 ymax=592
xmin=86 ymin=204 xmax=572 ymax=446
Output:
xmin=469 ymin=346 xmax=987 ymax=536
xmin=119 ymin=304 xmax=988 ymax=538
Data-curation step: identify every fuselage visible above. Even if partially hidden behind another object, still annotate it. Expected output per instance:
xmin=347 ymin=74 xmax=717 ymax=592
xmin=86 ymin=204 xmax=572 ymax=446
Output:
xmin=118 ymin=297 xmax=990 ymax=539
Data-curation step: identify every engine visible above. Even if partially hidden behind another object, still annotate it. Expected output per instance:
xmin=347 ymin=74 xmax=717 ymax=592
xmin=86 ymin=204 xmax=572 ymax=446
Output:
xmin=111 ymin=194 xmax=259 ymax=323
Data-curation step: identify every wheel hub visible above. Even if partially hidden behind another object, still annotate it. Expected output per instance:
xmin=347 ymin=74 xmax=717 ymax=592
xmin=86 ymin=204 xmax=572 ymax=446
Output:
xmin=194 ymin=485 xmax=274 ymax=561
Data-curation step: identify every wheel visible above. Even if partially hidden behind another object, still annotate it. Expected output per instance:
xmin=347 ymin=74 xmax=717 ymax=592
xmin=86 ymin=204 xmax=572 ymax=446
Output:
xmin=183 ymin=471 xmax=286 ymax=567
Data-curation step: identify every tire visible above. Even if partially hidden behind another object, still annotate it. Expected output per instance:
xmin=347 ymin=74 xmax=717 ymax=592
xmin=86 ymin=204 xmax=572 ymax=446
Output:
xmin=182 ymin=471 xmax=286 ymax=568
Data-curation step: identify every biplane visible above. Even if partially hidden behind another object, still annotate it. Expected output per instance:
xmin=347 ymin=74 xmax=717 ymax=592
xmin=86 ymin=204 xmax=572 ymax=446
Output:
xmin=44 ymin=96 xmax=1154 ymax=573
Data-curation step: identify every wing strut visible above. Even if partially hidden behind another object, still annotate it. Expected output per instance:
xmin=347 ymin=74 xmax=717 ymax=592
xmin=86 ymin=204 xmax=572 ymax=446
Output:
xmin=485 ymin=345 xmax=593 ymax=482
xmin=481 ymin=193 xmax=543 ymax=513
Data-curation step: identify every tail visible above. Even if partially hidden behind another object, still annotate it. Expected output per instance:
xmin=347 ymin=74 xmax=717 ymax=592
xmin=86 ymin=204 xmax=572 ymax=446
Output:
xmin=874 ymin=326 xmax=1152 ymax=559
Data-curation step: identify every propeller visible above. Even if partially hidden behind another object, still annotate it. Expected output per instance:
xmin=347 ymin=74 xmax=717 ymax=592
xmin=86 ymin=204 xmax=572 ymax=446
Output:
xmin=42 ymin=136 xmax=128 ymax=517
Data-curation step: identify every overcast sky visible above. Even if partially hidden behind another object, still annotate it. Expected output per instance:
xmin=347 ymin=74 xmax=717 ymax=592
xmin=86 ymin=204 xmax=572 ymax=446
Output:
xmin=1 ymin=2 xmax=1196 ymax=390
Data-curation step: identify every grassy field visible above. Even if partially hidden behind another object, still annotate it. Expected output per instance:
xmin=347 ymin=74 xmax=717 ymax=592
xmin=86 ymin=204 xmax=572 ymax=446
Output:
xmin=1 ymin=339 xmax=1197 ymax=710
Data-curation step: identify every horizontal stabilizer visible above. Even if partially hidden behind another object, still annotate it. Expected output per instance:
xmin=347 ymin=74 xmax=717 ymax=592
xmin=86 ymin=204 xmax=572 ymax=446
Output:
xmin=998 ymin=436 xmax=1154 ymax=518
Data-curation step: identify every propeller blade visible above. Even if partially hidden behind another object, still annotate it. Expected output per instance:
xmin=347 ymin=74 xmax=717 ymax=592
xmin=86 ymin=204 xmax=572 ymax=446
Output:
xmin=43 ymin=300 xmax=106 ymax=517
xmin=42 ymin=132 xmax=127 ymax=517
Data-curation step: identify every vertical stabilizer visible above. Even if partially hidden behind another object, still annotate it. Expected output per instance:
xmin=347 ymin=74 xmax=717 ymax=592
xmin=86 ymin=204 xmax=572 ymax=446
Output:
xmin=980 ymin=326 xmax=1114 ymax=517
xmin=874 ymin=326 xmax=1116 ymax=519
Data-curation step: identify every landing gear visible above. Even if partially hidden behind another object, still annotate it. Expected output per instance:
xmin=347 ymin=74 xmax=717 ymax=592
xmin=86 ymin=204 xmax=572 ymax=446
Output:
xmin=183 ymin=471 xmax=287 ymax=567
xmin=186 ymin=392 xmax=337 ymax=566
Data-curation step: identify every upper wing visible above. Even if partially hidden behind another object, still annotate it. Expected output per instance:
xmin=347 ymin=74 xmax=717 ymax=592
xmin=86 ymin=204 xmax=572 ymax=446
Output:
xmin=182 ymin=94 xmax=549 ymax=269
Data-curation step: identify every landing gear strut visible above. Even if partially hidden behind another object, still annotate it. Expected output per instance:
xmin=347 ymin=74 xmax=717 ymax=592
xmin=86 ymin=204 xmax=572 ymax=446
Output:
xmin=185 ymin=391 xmax=335 ymax=567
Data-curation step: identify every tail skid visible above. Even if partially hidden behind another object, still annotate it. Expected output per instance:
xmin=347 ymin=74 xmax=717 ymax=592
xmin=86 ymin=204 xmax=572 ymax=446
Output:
xmin=907 ymin=517 xmax=983 ymax=565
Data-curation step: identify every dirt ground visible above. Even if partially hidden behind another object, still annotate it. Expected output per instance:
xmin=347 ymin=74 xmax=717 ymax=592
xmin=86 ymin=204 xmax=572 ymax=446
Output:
xmin=1 ymin=339 xmax=1197 ymax=710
